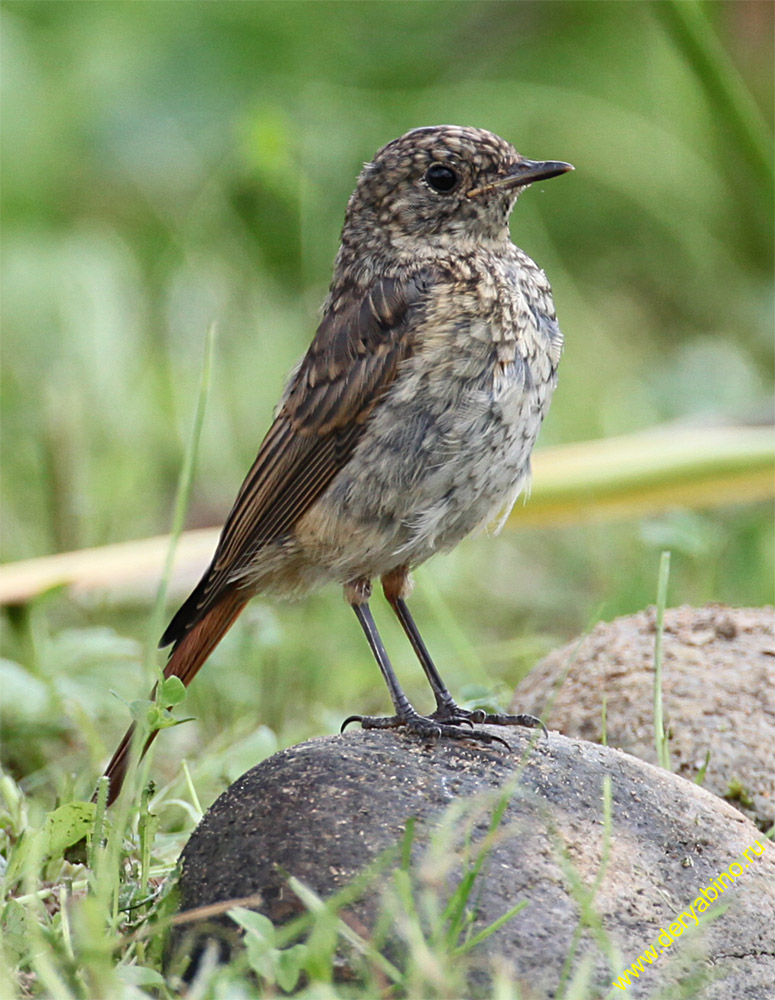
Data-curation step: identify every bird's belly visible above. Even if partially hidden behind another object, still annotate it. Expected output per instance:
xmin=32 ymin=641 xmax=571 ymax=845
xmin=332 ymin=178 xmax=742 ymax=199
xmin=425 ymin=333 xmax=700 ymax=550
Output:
xmin=294 ymin=357 xmax=552 ymax=581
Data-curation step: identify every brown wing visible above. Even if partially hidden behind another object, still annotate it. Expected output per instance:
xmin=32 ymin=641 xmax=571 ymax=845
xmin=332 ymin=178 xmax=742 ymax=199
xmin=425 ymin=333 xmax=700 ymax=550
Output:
xmin=160 ymin=269 xmax=432 ymax=648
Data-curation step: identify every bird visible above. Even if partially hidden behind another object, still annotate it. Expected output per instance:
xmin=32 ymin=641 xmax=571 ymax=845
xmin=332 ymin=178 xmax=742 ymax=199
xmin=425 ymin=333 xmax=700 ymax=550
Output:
xmin=100 ymin=125 xmax=573 ymax=805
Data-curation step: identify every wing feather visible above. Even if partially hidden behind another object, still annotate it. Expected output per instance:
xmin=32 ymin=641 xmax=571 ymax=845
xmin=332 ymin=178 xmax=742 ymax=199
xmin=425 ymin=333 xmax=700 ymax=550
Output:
xmin=160 ymin=270 xmax=432 ymax=648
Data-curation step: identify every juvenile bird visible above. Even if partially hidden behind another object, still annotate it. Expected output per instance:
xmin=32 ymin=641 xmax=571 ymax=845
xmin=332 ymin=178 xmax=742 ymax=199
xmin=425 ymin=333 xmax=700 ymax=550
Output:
xmin=101 ymin=125 xmax=572 ymax=804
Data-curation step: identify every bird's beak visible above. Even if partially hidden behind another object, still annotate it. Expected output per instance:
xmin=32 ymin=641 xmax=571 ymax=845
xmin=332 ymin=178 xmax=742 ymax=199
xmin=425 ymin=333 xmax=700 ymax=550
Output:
xmin=467 ymin=159 xmax=574 ymax=198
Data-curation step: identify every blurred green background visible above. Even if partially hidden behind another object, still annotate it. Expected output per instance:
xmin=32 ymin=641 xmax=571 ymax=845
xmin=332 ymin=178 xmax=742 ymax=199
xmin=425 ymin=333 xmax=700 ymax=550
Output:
xmin=1 ymin=1 xmax=772 ymax=799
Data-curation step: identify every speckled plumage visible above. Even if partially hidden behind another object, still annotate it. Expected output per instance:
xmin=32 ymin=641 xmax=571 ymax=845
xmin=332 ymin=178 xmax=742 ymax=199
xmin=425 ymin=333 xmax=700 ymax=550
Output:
xmin=101 ymin=126 xmax=572 ymax=803
xmin=290 ymin=241 xmax=563 ymax=588
xmin=182 ymin=125 xmax=566 ymax=604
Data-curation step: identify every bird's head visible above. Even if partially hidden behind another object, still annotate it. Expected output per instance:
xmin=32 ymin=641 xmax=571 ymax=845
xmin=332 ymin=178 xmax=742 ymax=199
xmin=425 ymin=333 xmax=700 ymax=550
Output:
xmin=342 ymin=125 xmax=573 ymax=253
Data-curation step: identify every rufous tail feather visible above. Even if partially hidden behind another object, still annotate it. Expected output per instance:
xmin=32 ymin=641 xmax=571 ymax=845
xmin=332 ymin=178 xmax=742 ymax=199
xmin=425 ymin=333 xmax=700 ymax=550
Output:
xmin=99 ymin=589 xmax=249 ymax=806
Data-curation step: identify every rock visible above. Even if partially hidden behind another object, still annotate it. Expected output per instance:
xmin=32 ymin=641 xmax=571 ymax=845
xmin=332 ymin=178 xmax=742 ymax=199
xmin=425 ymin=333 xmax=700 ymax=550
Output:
xmin=175 ymin=727 xmax=775 ymax=998
xmin=510 ymin=604 xmax=775 ymax=831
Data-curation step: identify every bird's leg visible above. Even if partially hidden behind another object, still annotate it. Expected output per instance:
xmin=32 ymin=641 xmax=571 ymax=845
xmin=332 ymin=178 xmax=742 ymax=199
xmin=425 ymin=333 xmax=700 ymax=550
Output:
xmin=341 ymin=577 xmax=509 ymax=748
xmin=381 ymin=566 xmax=547 ymax=738
xmin=381 ymin=567 xmax=472 ymax=724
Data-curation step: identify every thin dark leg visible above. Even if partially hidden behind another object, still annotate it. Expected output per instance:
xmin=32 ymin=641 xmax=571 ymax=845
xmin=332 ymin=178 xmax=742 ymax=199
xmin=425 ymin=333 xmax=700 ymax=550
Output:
xmin=349 ymin=601 xmax=416 ymax=724
xmin=387 ymin=593 xmax=547 ymax=738
xmin=341 ymin=593 xmax=509 ymax=749
xmin=388 ymin=594 xmax=471 ymax=718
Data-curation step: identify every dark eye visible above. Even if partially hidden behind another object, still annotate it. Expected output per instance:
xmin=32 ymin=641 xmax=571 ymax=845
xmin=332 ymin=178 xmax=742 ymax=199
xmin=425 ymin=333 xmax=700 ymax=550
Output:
xmin=424 ymin=163 xmax=459 ymax=193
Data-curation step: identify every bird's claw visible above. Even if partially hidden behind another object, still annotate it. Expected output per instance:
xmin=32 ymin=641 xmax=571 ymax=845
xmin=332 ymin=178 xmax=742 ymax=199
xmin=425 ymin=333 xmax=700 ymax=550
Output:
xmin=342 ymin=714 xmax=406 ymax=733
xmin=340 ymin=710 xmax=512 ymax=750
xmin=479 ymin=711 xmax=548 ymax=739
xmin=432 ymin=703 xmax=547 ymax=739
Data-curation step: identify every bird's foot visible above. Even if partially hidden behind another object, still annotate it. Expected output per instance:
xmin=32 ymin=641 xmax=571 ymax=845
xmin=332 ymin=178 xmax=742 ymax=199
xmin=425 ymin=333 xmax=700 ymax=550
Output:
xmin=431 ymin=701 xmax=548 ymax=739
xmin=341 ymin=708 xmax=511 ymax=749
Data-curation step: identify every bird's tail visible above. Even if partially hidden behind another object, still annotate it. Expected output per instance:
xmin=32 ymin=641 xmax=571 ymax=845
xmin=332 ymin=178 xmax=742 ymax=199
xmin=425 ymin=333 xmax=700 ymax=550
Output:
xmin=100 ymin=589 xmax=249 ymax=806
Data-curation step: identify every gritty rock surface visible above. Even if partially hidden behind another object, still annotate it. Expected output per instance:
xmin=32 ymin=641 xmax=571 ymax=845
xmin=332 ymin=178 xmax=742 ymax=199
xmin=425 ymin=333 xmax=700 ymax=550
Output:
xmin=511 ymin=604 xmax=775 ymax=831
xmin=176 ymin=726 xmax=775 ymax=998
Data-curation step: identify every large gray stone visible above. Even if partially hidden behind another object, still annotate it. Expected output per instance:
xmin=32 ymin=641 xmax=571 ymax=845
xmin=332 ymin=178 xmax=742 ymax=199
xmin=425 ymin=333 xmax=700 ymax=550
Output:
xmin=511 ymin=604 xmax=775 ymax=831
xmin=176 ymin=727 xmax=775 ymax=998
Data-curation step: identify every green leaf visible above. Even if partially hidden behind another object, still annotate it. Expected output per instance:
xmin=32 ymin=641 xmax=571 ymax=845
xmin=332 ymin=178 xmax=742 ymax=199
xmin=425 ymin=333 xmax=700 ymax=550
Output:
xmin=4 ymin=830 xmax=30 ymax=884
xmin=39 ymin=801 xmax=95 ymax=860
xmin=0 ymin=900 xmax=29 ymax=963
xmin=276 ymin=944 xmax=307 ymax=993
xmin=228 ymin=906 xmax=276 ymax=943
xmin=116 ymin=965 xmax=166 ymax=987
xmin=166 ymin=715 xmax=195 ymax=728
xmin=160 ymin=675 xmax=186 ymax=706
xmin=129 ymin=698 xmax=192 ymax=733
xmin=244 ymin=937 xmax=277 ymax=981
xmin=146 ymin=706 xmax=170 ymax=730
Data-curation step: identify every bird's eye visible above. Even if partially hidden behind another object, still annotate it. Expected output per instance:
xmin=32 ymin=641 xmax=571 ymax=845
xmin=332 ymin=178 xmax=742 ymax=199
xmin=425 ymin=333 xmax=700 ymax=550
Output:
xmin=424 ymin=163 xmax=459 ymax=193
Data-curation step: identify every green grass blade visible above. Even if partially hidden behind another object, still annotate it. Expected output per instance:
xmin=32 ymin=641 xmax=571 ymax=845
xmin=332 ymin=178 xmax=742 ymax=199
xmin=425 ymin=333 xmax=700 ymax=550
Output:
xmin=653 ymin=551 xmax=672 ymax=771
xmin=145 ymin=323 xmax=216 ymax=671
xmin=454 ymin=898 xmax=529 ymax=957
xmin=654 ymin=0 xmax=774 ymax=191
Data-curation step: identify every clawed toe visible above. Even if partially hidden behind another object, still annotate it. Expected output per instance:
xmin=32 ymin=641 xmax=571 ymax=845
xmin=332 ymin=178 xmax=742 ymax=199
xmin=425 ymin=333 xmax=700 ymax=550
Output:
xmin=346 ymin=712 xmax=442 ymax=741
xmin=341 ymin=713 xmax=404 ymax=733
xmin=481 ymin=712 xmax=548 ymax=738
xmin=429 ymin=708 xmax=476 ymax=729
xmin=432 ymin=703 xmax=547 ymax=739
xmin=434 ymin=723 xmax=511 ymax=750
xmin=340 ymin=709 xmax=512 ymax=751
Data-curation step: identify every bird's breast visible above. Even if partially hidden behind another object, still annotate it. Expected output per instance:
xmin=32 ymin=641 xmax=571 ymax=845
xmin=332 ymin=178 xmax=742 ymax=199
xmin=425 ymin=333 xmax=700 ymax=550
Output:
xmin=293 ymin=246 xmax=562 ymax=580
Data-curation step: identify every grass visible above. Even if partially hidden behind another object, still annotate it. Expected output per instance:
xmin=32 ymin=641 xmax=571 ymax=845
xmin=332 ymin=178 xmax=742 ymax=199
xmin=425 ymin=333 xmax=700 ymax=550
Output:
xmin=0 ymin=759 xmax=592 ymax=999
xmin=652 ymin=552 xmax=672 ymax=772
xmin=144 ymin=323 xmax=217 ymax=673
xmin=0 ymin=732 xmax=644 ymax=1000
xmin=0 ymin=532 xmax=771 ymax=996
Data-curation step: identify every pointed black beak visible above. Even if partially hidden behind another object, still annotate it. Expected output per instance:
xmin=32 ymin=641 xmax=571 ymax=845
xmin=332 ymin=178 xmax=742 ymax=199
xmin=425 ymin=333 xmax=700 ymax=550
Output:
xmin=467 ymin=158 xmax=574 ymax=198
xmin=506 ymin=158 xmax=575 ymax=187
